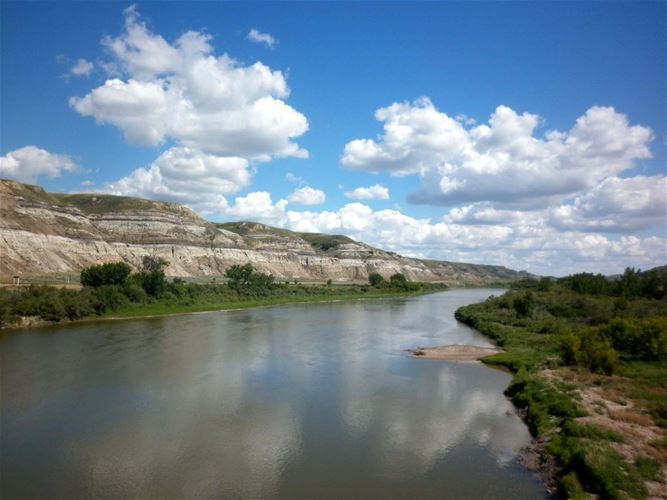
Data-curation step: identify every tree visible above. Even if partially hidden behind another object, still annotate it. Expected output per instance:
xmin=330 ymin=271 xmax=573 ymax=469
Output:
xmin=80 ymin=262 xmax=131 ymax=287
xmin=225 ymin=263 xmax=254 ymax=293
xmin=615 ymin=267 xmax=641 ymax=297
xmin=368 ymin=272 xmax=385 ymax=287
xmin=561 ymin=327 xmax=618 ymax=375
xmin=225 ymin=263 xmax=274 ymax=296
xmin=562 ymin=273 xmax=609 ymax=295
xmin=139 ymin=256 xmax=168 ymax=296
xmin=639 ymin=271 xmax=665 ymax=300
xmin=389 ymin=273 xmax=408 ymax=289
xmin=537 ymin=277 xmax=552 ymax=292
xmin=513 ymin=291 xmax=535 ymax=318
xmin=248 ymin=272 xmax=275 ymax=295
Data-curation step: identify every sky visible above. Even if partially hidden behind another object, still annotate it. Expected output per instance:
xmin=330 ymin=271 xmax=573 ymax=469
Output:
xmin=1 ymin=1 xmax=665 ymax=276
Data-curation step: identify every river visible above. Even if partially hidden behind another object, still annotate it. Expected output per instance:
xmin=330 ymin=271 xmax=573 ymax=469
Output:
xmin=0 ymin=288 xmax=546 ymax=498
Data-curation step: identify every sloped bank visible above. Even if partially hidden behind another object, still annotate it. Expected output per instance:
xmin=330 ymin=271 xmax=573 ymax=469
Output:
xmin=0 ymin=282 xmax=447 ymax=331
xmin=455 ymin=290 xmax=667 ymax=499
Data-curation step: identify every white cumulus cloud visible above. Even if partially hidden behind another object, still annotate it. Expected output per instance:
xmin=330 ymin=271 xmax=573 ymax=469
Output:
xmin=342 ymin=98 xmax=653 ymax=208
xmin=548 ymin=175 xmax=667 ymax=233
xmin=246 ymin=29 xmax=277 ymax=49
xmin=103 ymin=147 xmax=250 ymax=214
xmin=281 ymin=202 xmax=664 ymax=275
xmin=285 ymin=172 xmax=303 ymax=184
xmin=70 ymin=8 xmax=307 ymax=159
xmin=287 ymin=186 xmax=326 ymax=205
xmin=97 ymin=174 xmax=665 ymax=275
xmin=444 ymin=204 xmax=527 ymax=225
xmin=70 ymin=58 xmax=94 ymax=77
xmin=198 ymin=187 xmax=665 ymax=275
xmin=344 ymin=184 xmax=390 ymax=200
xmin=71 ymin=6 xmax=308 ymax=212
xmin=0 ymin=146 xmax=80 ymax=183
xmin=70 ymin=9 xmax=306 ymax=151
xmin=223 ymin=191 xmax=288 ymax=226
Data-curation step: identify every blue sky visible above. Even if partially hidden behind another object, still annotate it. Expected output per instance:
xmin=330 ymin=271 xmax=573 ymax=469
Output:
xmin=1 ymin=1 xmax=665 ymax=276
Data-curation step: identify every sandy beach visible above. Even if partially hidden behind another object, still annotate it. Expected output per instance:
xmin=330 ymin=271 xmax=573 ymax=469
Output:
xmin=408 ymin=344 xmax=504 ymax=361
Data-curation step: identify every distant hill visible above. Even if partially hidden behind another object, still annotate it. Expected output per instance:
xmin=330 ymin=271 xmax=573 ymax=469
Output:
xmin=0 ymin=178 xmax=533 ymax=285
xmin=644 ymin=265 xmax=667 ymax=277
xmin=606 ymin=265 xmax=667 ymax=281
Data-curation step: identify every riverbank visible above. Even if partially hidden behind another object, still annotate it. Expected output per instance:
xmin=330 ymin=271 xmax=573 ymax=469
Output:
xmin=455 ymin=284 xmax=667 ymax=499
xmin=0 ymin=286 xmax=444 ymax=331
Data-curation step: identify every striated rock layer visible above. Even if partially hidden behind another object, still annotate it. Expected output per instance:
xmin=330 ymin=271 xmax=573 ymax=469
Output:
xmin=0 ymin=179 xmax=532 ymax=284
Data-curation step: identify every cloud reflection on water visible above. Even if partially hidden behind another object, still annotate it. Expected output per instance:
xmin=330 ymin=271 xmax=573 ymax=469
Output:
xmin=1 ymin=289 xmax=542 ymax=498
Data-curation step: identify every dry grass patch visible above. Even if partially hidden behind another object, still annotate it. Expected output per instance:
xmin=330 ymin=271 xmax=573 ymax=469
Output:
xmin=545 ymin=367 xmax=667 ymax=497
xmin=609 ymin=409 xmax=655 ymax=427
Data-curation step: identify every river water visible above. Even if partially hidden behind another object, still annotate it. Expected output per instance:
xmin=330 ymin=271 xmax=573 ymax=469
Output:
xmin=1 ymin=289 xmax=546 ymax=498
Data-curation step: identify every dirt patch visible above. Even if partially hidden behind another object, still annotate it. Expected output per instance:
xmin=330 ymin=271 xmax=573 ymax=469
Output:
xmin=543 ymin=368 xmax=667 ymax=495
xmin=407 ymin=344 xmax=504 ymax=361
xmin=519 ymin=435 xmax=559 ymax=496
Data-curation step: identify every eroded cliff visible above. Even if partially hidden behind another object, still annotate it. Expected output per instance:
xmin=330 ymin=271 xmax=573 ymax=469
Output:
xmin=0 ymin=180 xmax=531 ymax=284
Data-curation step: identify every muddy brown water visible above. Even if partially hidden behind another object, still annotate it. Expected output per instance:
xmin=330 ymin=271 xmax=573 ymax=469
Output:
xmin=1 ymin=289 xmax=547 ymax=498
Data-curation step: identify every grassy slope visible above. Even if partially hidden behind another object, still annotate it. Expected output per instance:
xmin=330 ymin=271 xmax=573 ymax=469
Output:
xmin=1 ymin=179 xmax=65 ymax=205
xmin=54 ymin=193 xmax=195 ymax=216
xmin=455 ymin=290 xmax=666 ymax=499
xmin=217 ymin=221 xmax=355 ymax=252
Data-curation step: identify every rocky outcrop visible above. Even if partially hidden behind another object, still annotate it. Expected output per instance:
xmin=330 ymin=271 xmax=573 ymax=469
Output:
xmin=0 ymin=179 xmax=532 ymax=284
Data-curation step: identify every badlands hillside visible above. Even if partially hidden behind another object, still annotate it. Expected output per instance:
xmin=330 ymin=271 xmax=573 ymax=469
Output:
xmin=0 ymin=179 xmax=532 ymax=285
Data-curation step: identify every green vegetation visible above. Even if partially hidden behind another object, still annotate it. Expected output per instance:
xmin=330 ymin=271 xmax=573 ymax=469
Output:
xmin=367 ymin=272 xmax=421 ymax=292
xmin=225 ymin=263 xmax=275 ymax=296
xmin=296 ymin=232 xmax=353 ymax=251
xmin=455 ymin=268 xmax=667 ymax=499
xmin=368 ymin=272 xmax=385 ymax=287
xmin=137 ymin=256 xmax=168 ymax=297
xmin=53 ymin=193 xmax=186 ymax=215
xmin=0 ymin=262 xmax=446 ymax=328
xmin=80 ymin=261 xmax=131 ymax=288
xmin=217 ymin=221 xmax=355 ymax=252
xmin=1 ymin=179 xmax=65 ymax=205
xmin=217 ymin=221 xmax=294 ymax=237
xmin=390 ymin=272 xmax=409 ymax=289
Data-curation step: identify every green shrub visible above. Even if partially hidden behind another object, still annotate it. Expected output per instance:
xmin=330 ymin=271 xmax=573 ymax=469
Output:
xmin=562 ymin=421 xmax=624 ymax=442
xmin=61 ymin=290 xmax=96 ymax=320
xmin=600 ymin=317 xmax=667 ymax=361
xmin=122 ymin=282 xmax=148 ymax=303
xmin=634 ymin=456 xmax=660 ymax=481
xmin=0 ymin=289 xmax=19 ymax=326
xmin=94 ymin=286 xmax=129 ymax=313
xmin=561 ymin=328 xmax=619 ymax=375
xmin=513 ymin=291 xmax=535 ymax=318
xmin=80 ymin=262 xmax=131 ymax=287
xmin=537 ymin=277 xmax=553 ymax=292
xmin=561 ymin=273 xmax=610 ymax=295
xmin=559 ymin=472 xmax=587 ymax=499
xmin=535 ymin=318 xmax=563 ymax=334
xmin=225 ymin=263 xmax=276 ymax=297
xmin=505 ymin=371 xmax=584 ymax=435
xmin=575 ymin=444 xmax=645 ymax=499
xmin=389 ymin=273 xmax=407 ymax=289
xmin=368 ymin=272 xmax=385 ymax=287
xmin=36 ymin=294 xmax=66 ymax=322
xmin=139 ymin=256 xmax=168 ymax=296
